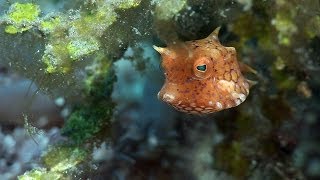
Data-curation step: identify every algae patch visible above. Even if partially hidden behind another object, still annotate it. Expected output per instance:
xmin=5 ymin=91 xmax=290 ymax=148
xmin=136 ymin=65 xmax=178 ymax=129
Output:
xmin=18 ymin=146 xmax=87 ymax=180
xmin=4 ymin=3 xmax=40 ymax=34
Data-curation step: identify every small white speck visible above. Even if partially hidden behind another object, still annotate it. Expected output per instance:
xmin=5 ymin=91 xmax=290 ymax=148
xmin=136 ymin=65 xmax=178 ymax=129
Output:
xmin=216 ymin=102 xmax=223 ymax=109
xmin=92 ymin=142 xmax=113 ymax=162
xmin=219 ymin=10 xmax=227 ymax=18
xmin=163 ymin=93 xmax=175 ymax=102
xmin=148 ymin=135 xmax=158 ymax=147
xmin=3 ymin=135 xmax=15 ymax=151
xmin=243 ymin=82 xmax=250 ymax=93
xmin=208 ymin=101 xmax=213 ymax=105
xmin=239 ymin=94 xmax=246 ymax=102
xmin=124 ymin=47 xmax=134 ymax=57
xmin=132 ymin=27 xmax=141 ymax=35
xmin=231 ymin=92 xmax=247 ymax=103
xmin=60 ymin=107 xmax=70 ymax=118
xmin=37 ymin=116 xmax=49 ymax=127
xmin=54 ymin=97 xmax=65 ymax=107
xmin=235 ymin=99 xmax=241 ymax=106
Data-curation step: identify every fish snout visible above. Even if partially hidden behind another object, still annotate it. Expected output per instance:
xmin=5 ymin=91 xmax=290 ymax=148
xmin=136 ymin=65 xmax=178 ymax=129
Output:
xmin=157 ymin=89 xmax=176 ymax=104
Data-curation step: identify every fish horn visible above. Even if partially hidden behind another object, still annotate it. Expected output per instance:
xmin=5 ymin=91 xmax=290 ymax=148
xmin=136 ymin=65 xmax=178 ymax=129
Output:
xmin=153 ymin=45 xmax=173 ymax=56
xmin=213 ymin=26 xmax=221 ymax=36
xmin=239 ymin=62 xmax=258 ymax=74
xmin=246 ymin=79 xmax=258 ymax=88
xmin=207 ymin=26 xmax=221 ymax=40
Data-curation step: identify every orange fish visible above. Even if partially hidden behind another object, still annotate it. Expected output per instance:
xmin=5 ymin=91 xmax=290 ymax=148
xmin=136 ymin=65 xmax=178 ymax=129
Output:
xmin=153 ymin=27 xmax=251 ymax=114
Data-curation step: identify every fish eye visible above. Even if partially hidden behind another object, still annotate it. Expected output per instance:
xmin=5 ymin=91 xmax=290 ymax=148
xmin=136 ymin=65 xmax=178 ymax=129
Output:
xmin=196 ymin=64 xmax=207 ymax=72
xmin=193 ymin=57 xmax=213 ymax=79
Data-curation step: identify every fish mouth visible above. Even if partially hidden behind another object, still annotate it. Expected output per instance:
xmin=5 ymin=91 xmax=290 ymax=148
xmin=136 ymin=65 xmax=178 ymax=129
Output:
xmin=157 ymin=82 xmax=179 ymax=105
xmin=158 ymin=88 xmax=221 ymax=114
xmin=157 ymin=90 xmax=176 ymax=104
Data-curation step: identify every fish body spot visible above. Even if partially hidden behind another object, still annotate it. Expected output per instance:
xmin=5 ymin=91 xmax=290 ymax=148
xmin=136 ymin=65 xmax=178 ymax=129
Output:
xmin=216 ymin=102 xmax=223 ymax=109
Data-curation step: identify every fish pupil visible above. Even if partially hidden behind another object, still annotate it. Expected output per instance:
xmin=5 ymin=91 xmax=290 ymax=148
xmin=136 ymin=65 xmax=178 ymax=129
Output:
xmin=196 ymin=65 xmax=207 ymax=71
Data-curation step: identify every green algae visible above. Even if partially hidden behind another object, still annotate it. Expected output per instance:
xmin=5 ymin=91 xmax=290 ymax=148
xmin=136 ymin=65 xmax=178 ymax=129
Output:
xmin=67 ymin=38 xmax=100 ymax=60
xmin=4 ymin=25 xmax=20 ymax=34
xmin=4 ymin=3 xmax=40 ymax=34
xmin=39 ymin=16 xmax=61 ymax=34
xmin=62 ymin=54 xmax=115 ymax=144
xmin=271 ymin=66 xmax=298 ymax=90
xmin=112 ymin=0 xmax=142 ymax=9
xmin=230 ymin=0 xmax=275 ymax=51
xmin=62 ymin=106 xmax=108 ymax=144
xmin=272 ymin=13 xmax=297 ymax=46
xmin=231 ymin=13 xmax=273 ymax=50
xmin=1 ymin=1 xmax=138 ymax=73
xmin=42 ymin=41 xmax=71 ymax=74
xmin=215 ymin=141 xmax=250 ymax=177
xmin=0 ymin=1 xmax=145 ymax=177
xmin=41 ymin=6 xmax=117 ymax=73
xmin=43 ymin=146 xmax=87 ymax=172
xmin=7 ymin=3 xmax=40 ymax=23
xmin=18 ymin=146 xmax=87 ymax=180
xmin=70 ymin=5 xmax=117 ymax=37
xmin=155 ymin=0 xmax=187 ymax=20
xmin=18 ymin=168 xmax=61 ymax=180
xmin=305 ymin=16 xmax=320 ymax=38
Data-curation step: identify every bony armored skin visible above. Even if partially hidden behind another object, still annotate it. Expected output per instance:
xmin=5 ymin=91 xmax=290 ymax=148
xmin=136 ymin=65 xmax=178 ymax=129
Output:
xmin=153 ymin=27 xmax=251 ymax=114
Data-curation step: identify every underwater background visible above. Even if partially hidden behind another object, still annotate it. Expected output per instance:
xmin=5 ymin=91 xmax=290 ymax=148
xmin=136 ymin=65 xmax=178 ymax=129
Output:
xmin=0 ymin=0 xmax=319 ymax=179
